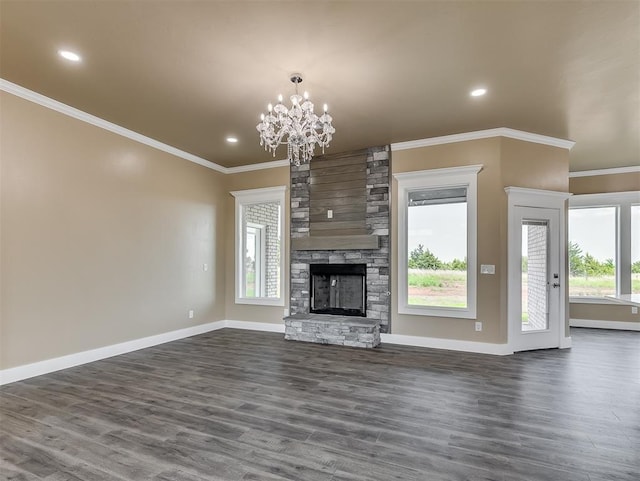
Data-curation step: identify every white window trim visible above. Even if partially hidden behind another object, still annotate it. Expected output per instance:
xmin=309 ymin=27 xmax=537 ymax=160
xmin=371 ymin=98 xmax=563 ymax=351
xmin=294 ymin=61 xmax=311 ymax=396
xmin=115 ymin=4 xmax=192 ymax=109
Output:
xmin=394 ymin=164 xmax=482 ymax=319
xmin=569 ymin=191 xmax=640 ymax=303
xmin=230 ymin=185 xmax=286 ymax=306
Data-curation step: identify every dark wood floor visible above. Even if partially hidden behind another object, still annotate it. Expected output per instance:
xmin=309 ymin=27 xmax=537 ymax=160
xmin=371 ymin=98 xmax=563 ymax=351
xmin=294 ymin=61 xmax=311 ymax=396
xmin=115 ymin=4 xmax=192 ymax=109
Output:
xmin=1 ymin=328 xmax=639 ymax=481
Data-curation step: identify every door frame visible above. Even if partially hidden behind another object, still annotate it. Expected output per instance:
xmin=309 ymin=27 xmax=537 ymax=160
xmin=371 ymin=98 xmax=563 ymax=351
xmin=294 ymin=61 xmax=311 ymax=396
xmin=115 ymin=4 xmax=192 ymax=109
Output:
xmin=505 ymin=187 xmax=572 ymax=352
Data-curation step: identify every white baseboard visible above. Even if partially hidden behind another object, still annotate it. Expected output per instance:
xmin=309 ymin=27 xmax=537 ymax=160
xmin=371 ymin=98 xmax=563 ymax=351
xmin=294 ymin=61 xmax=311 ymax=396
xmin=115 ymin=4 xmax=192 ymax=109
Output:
xmin=570 ymin=319 xmax=640 ymax=331
xmin=225 ymin=320 xmax=512 ymax=355
xmin=224 ymin=320 xmax=285 ymax=333
xmin=381 ymin=333 xmax=513 ymax=355
xmin=0 ymin=319 xmax=288 ymax=385
xmin=226 ymin=320 xmax=514 ymax=355
xmin=0 ymin=320 xmax=227 ymax=386
xmin=11 ymin=318 xmax=591 ymax=385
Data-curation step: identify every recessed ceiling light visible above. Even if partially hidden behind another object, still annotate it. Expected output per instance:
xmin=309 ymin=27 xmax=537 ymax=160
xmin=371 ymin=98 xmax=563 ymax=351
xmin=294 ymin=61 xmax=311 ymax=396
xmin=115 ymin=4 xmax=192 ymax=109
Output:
xmin=58 ymin=50 xmax=81 ymax=62
xmin=226 ymin=137 xmax=238 ymax=143
xmin=470 ymin=88 xmax=487 ymax=97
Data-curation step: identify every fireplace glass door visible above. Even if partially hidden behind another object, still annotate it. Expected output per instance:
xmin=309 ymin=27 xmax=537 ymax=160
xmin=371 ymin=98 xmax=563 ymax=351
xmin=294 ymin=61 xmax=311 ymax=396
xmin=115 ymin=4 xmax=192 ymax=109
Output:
xmin=310 ymin=264 xmax=366 ymax=317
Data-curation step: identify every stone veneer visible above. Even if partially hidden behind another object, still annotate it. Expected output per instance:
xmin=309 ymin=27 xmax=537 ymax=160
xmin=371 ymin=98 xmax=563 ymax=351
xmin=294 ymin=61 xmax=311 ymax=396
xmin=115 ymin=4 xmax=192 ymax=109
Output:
xmin=284 ymin=314 xmax=381 ymax=348
xmin=289 ymin=146 xmax=391 ymax=333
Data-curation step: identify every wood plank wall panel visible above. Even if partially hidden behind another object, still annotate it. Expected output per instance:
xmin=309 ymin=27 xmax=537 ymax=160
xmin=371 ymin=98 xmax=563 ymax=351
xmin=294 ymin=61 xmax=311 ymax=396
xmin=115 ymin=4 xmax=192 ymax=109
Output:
xmin=309 ymin=150 xmax=368 ymax=236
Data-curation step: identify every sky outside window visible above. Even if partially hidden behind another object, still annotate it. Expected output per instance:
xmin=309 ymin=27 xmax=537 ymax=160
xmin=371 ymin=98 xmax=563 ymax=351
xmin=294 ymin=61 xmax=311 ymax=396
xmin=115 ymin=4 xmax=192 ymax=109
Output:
xmin=407 ymin=203 xmax=466 ymax=262
xmin=568 ymin=207 xmax=616 ymax=261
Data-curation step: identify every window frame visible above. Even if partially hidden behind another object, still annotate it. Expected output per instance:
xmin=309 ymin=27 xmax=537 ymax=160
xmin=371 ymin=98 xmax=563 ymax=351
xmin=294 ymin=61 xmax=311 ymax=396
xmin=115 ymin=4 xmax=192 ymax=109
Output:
xmin=568 ymin=191 xmax=640 ymax=303
xmin=230 ymin=185 xmax=286 ymax=306
xmin=395 ymin=164 xmax=482 ymax=319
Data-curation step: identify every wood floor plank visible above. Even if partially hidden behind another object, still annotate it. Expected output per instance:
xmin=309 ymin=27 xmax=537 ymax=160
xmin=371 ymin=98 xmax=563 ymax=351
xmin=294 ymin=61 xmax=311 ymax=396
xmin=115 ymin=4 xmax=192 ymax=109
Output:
xmin=1 ymin=327 xmax=639 ymax=480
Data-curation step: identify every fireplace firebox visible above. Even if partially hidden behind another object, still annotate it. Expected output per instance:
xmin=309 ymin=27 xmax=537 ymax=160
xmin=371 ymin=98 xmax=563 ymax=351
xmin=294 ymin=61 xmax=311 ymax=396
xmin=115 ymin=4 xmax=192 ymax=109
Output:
xmin=310 ymin=264 xmax=366 ymax=317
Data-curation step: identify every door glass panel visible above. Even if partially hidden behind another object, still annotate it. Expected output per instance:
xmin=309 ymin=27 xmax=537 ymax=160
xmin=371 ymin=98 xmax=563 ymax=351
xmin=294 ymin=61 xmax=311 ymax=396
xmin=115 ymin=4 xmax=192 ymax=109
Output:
xmin=522 ymin=220 xmax=549 ymax=332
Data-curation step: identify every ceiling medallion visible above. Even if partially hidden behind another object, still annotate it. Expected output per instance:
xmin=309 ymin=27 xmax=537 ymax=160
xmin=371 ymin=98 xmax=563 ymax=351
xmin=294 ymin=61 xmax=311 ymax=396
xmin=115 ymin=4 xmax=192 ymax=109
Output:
xmin=256 ymin=74 xmax=335 ymax=166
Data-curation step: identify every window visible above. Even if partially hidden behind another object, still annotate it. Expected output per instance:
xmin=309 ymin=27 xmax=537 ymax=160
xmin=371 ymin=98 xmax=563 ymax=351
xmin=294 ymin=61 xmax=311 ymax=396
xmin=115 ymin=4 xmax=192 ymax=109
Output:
xmin=568 ymin=207 xmax=616 ymax=297
xmin=568 ymin=191 xmax=640 ymax=301
xmin=230 ymin=186 xmax=286 ymax=306
xmin=395 ymin=165 xmax=481 ymax=318
xmin=632 ymin=205 xmax=639 ymax=295
xmin=245 ymin=222 xmax=265 ymax=297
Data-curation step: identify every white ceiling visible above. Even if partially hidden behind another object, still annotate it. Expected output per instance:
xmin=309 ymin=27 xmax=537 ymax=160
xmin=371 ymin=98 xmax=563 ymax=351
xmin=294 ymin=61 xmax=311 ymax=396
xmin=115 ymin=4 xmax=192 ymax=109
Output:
xmin=1 ymin=1 xmax=638 ymax=171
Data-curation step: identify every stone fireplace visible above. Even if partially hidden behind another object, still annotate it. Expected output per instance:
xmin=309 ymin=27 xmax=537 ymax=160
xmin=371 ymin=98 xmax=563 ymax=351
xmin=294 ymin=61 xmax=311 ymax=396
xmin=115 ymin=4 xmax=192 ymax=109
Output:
xmin=284 ymin=146 xmax=390 ymax=348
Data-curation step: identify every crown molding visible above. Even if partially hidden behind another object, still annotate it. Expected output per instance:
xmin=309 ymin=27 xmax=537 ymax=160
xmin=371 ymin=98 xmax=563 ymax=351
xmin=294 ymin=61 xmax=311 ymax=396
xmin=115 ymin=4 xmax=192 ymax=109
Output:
xmin=4 ymin=79 xmax=581 ymax=174
xmin=568 ymin=166 xmax=640 ymax=178
xmin=393 ymin=163 xmax=483 ymax=182
xmin=504 ymin=186 xmax=572 ymax=200
xmin=569 ymin=190 xmax=639 ymax=206
xmin=229 ymin=185 xmax=287 ymax=198
xmin=226 ymin=158 xmax=290 ymax=173
xmin=0 ymin=78 xmax=230 ymax=173
xmin=391 ymin=127 xmax=575 ymax=151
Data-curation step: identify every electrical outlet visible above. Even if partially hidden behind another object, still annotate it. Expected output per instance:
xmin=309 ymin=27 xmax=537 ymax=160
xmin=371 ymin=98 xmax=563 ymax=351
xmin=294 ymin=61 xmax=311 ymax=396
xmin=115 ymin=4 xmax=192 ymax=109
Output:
xmin=188 ymin=309 xmax=194 ymax=319
xmin=203 ymin=263 xmax=208 ymax=271
xmin=475 ymin=321 xmax=482 ymax=332
xmin=632 ymin=306 xmax=638 ymax=315
xmin=284 ymin=308 xmax=290 ymax=317
xmin=327 ymin=209 xmax=333 ymax=219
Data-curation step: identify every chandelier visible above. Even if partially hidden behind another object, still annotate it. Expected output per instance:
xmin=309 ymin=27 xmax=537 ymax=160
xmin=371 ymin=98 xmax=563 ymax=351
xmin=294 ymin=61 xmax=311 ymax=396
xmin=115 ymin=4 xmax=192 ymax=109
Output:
xmin=256 ymin=74 xmax=335 ymax=166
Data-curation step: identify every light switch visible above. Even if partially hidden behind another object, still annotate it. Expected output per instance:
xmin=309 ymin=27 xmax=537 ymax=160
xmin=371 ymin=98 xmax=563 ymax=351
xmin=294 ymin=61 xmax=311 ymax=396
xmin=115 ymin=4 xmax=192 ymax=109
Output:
xmin=327 ymin=209 xmax=333 ymax=219
xmin=480 ymin=264 xmax=495 ymax=274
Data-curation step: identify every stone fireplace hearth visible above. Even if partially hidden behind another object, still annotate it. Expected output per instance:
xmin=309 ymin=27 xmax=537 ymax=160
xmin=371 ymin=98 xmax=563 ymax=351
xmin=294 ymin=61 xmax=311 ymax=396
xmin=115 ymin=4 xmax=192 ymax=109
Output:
xmin=284 ymin=146 xmax=390 ymax=348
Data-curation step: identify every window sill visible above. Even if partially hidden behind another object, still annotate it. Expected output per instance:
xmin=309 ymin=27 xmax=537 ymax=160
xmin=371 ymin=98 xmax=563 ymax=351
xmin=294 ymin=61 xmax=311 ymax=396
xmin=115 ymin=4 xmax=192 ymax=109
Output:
xmin=399 ymin=304 xmax=476 ymax=319
xmin=235 ymin=297 xmax=285 ymax=307
xmin=569 ymin=297 xmax=619 ymax=305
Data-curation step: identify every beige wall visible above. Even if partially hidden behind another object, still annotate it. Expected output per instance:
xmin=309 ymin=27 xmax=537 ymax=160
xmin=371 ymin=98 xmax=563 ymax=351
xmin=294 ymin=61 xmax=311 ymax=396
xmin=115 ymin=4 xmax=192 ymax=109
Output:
xmin=570 ymin=172 xmax=640 ymax=195
xmin=5 ymin=84 xmax=623 ymax=372
xmin=391 ymin=138 xmax=569 ymax=343
xmin=224 ymin=167 xmax=290 ymax=323
xmin=392 ymin=138 xmax=504 ymax=342
xmin=570 ymin=303 xmax=638 ymax=323
xmin=500 ymin=138 xmax=570 ymax=192
xmin=0 ymin=92 xmax=227 ymax=369
xmin=568 ymin=172 xmax=640 ymax=324
xmin=501 ymin=138 xmax=572 ymax=336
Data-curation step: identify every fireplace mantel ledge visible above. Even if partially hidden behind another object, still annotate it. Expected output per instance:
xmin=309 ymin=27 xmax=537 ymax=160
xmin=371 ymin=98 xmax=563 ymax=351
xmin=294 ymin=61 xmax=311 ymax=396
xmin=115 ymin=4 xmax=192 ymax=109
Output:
xmin=291 ymin=235 xmax=379 ymax=251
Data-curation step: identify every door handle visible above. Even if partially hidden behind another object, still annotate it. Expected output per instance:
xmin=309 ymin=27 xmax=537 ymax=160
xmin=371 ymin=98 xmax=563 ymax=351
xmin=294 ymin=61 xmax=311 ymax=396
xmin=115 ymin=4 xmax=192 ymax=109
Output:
xmin=552 ymin=283 xmax=560 ymax=288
